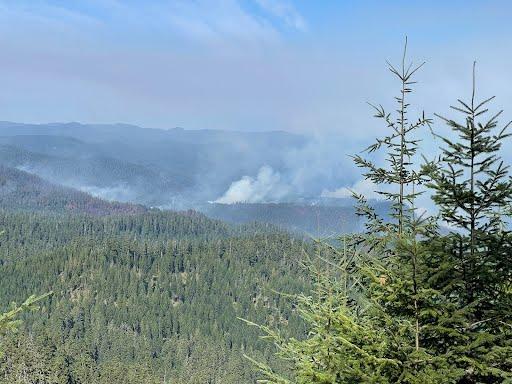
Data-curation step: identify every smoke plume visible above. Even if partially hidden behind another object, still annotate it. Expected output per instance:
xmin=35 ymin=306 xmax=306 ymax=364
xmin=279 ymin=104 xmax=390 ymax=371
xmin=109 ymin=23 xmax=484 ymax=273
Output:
xmin=214 ymin=166 xmax=290 ymax=204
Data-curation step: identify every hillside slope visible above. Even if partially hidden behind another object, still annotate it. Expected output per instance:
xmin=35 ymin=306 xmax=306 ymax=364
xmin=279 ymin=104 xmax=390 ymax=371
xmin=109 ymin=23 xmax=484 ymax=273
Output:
xmin=204 ymin=202 xmax=362 ymax=236
xmin=0 ymin=163 xmax=308 ymax=383
xmin=0 ymin=166 xmax=147 ymax=215
xmin=0 ymin=122 xmax=307 ymax=206
xmin=0 ymin=210 xmax=308 ymax=383
xmin=203 ymin=199 xmax=392 ymax=237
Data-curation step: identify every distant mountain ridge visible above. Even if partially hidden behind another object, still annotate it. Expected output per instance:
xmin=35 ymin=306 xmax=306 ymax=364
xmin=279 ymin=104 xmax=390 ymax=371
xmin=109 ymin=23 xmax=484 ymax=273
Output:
xmin=0 ymin=121 xmax=307 ymax=208
xmin=0 ymin=163 xmax=390 ymax=236
xmin=0 ymin=121 xmax=384 ymax=235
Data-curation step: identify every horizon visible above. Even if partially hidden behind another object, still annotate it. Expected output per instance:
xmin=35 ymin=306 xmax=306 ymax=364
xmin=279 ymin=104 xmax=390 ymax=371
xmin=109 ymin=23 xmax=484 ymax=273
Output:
xmin=1 ymin=1 xmax=511 ymax=138
xmin=0 ymin=119 xmax=303 ymax=135
xmin=1 ymin=1 xmax=512 ymax=216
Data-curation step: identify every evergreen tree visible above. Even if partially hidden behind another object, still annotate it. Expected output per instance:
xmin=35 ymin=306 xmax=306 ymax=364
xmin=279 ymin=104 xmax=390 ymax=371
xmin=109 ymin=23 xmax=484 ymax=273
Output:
xmin=0 ymin=210 xmax=308 ymax=383
xmin=244 ymin=46 xmax=512 ymax=384
xmin=353 ymin=37 xmax=431 ymax=237
xmin=0 ymin=295 xmax=48 ymax=338
xmin=425 ymin=62 xmax=512 ymax=382
xmin=428 ymin=62 xmax=512 ymax=312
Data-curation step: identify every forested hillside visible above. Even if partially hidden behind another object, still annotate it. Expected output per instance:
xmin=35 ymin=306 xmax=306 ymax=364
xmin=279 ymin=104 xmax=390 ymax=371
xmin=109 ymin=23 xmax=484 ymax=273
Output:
xmin=0 ymin=210 xmax=308 ymax=383
xmin=204 ymin=200 xmax=392 ymax=237
xmin=0 ymin=166 xmax=147 ymax=216
xmin=0 ymin=123 xmax=307 ymax=207
xmin=0 ymin=123 xmax=378 ymax=236
xmin=205 ymin=202 xmax=361 ymax=236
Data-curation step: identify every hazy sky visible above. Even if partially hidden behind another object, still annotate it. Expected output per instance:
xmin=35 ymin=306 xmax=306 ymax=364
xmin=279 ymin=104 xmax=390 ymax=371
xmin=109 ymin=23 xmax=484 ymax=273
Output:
xmin=0 ymin=0 xmax=511 ymax=137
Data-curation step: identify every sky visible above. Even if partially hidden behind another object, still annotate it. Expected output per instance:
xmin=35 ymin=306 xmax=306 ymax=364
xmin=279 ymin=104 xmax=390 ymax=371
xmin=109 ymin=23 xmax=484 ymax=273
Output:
xmin=1 ymin=0 xmax=512 ymax=211
xmin=0 ymin=0 xmax=511 ymax=137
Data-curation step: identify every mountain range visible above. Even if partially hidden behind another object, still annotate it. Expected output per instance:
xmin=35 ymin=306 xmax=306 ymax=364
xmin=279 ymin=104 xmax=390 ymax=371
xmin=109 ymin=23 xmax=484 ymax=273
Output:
xmin=0 ymin=121 xmax=307 ymax=206
xmin=0 ymin=121 xmax=385 ymax=235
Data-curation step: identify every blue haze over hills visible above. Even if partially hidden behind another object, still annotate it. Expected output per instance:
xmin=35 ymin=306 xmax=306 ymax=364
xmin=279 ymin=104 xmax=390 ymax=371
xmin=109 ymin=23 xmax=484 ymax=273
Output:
xmin=0 ymin=121 xmax=380 ymax=235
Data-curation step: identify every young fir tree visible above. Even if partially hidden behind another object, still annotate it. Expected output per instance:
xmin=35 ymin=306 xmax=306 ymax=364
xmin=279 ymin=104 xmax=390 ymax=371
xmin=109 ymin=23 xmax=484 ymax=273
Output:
xmin=242 ymin=239 xmax=407 ymax=383
xmin=243 ymin=41 xmax=462 ymax=383
xmin=351 ymin=37 xmax=435 ymax=362
xmin=425 ymin=63 xmax=512 ymax=382
xmin=341 ymin=38 xmax=461 ymax=381
xmin=428 ymin=62 xmax=512 ymax=311
xmin=352 ymin=37 xmax=431 ymax=238
xmin=244 ymin=43 xmax=512 ymax=384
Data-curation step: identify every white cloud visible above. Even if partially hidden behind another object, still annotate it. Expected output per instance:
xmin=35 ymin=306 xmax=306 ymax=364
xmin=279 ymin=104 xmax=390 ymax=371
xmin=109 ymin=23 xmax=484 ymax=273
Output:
xmin=1 ymin=0 xmax=512 ymax=143
xmin=254 ymin=0 xmax=306 ymax=30
xmin=164 ymin=0 xmax=280 ymax=45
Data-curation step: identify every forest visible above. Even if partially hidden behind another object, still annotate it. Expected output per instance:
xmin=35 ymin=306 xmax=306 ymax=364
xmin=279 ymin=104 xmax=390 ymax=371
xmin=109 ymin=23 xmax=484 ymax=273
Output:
xmin=0 ymin=211 xmax=309 ymax=383
xmin=0 ymin=35 xmax=511 ymax=384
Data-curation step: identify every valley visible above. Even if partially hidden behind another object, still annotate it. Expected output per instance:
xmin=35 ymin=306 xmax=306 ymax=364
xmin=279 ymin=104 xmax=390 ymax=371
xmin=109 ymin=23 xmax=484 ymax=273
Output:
xmin=0 ymin=122 xmax=369 ymax=236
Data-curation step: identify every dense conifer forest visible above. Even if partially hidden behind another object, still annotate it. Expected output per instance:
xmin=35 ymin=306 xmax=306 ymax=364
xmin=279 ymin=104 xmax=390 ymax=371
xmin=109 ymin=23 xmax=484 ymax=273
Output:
xmin=3 ymin=62 xmax=512 ymax=382
xmin=0 ymin=19 xmax=511 ymax=382
xmin=0 ymin=210 xmax=309 ymax=383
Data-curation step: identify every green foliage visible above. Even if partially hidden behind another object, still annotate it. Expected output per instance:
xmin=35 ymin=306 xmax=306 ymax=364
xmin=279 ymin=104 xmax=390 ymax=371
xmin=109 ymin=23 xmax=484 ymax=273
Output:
xmin=245 ymin=46 xmax=512 ymax=384
xmin=0 ymin=211 xmax=309 ymax=383
xmin=245 ymin=236 xmax=468 ymax=383
xmin=423 ymin=62 xmax=512 ymax=382
xmin=427 ymin=62 xmax=512 ymax=309
xmin=0 ymin=294 xmax=50 ymax=337
xmin=0 ymin=224 xmax=51 ymax=361
xmin=352 ymin=36 xmax=432 ymax=236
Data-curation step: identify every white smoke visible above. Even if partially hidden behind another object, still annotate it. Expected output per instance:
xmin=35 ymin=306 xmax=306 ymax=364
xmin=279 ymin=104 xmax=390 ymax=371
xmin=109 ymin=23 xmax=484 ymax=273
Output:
xmin=321 ymin=179 xmax=382 ymax=200
xmin=323 ymin=178 xmax=437 ymax=218
xmin=76 ymin=184 xmax=137 ymax=202
xmin=214 ymin=165 xmax=290 ymax=204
